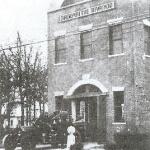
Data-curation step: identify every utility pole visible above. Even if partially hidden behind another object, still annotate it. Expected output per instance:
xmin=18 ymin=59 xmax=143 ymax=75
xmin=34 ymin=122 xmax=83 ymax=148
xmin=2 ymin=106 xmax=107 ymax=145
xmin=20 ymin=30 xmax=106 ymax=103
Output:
xmin=17 ymin=32 xmax=25 ymax=126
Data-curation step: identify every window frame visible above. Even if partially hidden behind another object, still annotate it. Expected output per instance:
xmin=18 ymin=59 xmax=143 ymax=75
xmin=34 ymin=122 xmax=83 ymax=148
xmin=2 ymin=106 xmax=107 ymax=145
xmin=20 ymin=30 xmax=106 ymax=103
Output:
xmin=113 ymin=90 xmax=125 ymax=123
xmin=55 ymin=95 xmax=63 ymax=111
xmin=144 ymin=25 xmax=150 ymax=55
xmin=80 ymin=30 xmax=93 ymax=60
xmin=55 ymin=35 xmax=66 ymax=64
xmin=109 ymin=24 xmax=123 ymax=55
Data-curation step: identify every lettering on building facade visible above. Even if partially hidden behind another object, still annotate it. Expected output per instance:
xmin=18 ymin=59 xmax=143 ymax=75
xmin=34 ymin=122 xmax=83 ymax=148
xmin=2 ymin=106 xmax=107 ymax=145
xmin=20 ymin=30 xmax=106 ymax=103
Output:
xmin=59 ymin=2 xmax=115 ymax=22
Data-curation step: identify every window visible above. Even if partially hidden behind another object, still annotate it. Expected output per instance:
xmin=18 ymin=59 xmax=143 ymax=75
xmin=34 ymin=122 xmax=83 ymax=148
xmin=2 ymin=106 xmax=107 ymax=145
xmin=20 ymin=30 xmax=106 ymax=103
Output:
xmin=144 ymin=26 xmax=150 ymax=55
xmin=55 ymin=96 xmax=63 ymax=110
xmin=55 ymin=36 xmax=66 ymax=63
xmin=109 ymin=24 xmax=123 ymax=55
xmin=55 ymin=96 xmax=69 ymax=111
xmin=76 ymin=100 xmax=85 ymax=121
xmin=80 ymin=31 xmax=92 ymax=59
xmin=10 ymin=120 xmax=13 ymax=126
xmin=114 ymin=91 xmax=124 ymax=122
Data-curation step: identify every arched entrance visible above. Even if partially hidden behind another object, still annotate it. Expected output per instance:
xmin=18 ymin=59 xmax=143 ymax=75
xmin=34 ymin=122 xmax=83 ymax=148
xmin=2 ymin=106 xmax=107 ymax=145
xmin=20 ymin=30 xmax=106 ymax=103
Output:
xmin=67 ymin=83 xmax=107 ymax=143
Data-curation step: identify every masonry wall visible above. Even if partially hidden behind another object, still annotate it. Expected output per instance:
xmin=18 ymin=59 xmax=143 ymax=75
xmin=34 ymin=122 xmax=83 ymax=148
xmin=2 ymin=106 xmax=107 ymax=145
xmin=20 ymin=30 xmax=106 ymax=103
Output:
xmin=48 ymin=0 xmax=150 ymax=142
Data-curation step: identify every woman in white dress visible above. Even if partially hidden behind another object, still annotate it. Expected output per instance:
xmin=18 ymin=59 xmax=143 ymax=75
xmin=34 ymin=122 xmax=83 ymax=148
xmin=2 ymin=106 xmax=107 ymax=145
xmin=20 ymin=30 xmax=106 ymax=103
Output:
xmin=66 ymin=125 xmax=75 ymax=150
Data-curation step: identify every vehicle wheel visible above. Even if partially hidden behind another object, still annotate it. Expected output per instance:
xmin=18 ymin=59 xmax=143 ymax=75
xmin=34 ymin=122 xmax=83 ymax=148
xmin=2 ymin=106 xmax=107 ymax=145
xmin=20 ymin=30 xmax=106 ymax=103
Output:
xmin=4 ymin=135 xmax=17 ymax=150
xmin=21 ymin=135 xmax=36 ymax=150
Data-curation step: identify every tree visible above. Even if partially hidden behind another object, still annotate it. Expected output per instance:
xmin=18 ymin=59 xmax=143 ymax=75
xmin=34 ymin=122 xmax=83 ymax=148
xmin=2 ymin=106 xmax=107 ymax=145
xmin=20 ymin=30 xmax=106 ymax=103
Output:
xmin=0 ymin=52 xmax=16 ymax=126
xmin=0 ymin=32 xmax=48 ymax=126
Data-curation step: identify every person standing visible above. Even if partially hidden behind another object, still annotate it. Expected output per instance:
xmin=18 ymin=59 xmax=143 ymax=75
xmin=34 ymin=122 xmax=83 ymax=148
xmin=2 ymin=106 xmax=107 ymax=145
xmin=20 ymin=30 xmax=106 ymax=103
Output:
xmin=67 ymin=125 xmax=75 ymax=150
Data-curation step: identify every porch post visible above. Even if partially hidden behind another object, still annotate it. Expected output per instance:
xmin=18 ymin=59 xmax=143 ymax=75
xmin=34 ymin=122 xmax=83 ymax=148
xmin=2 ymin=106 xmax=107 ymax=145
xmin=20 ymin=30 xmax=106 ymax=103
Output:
xmin=97 ymin=96 xmax=100 ymax=129
xmin=71 ymin=100 xmax=76 ymax=122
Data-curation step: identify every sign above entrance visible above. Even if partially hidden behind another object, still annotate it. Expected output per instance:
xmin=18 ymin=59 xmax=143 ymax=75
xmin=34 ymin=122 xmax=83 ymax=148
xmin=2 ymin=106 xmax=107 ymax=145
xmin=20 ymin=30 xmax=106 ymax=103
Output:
xmin=59 ymin=2 xmax=115 ymax=23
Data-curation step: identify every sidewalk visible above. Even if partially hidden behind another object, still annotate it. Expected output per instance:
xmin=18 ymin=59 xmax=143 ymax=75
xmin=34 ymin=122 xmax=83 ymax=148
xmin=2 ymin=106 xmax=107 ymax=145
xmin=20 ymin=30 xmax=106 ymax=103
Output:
xmin=0 ymin=142 xmax=105 ymax=150
xmin=0 ymin=144 xmax=52 ymax=150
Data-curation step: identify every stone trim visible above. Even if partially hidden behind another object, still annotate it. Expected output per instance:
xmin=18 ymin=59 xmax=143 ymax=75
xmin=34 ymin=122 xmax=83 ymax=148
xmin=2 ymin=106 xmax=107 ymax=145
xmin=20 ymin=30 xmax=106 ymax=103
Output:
xmin=54 ymin=30 xmax=66 ymax=37
xmin=67 ymin=79 xmax=108 ymax=96
xmin=79 ymin=24 xmax=93 ymax=32
xmin=112 ymin=87 xmax=124 ymax=91
xmin=54 ymin=62 xmax=67 ymax=66
xmin=54 ymin=91 xmax=64 ymax=96
xmin=107 ymin=17 xmax=124 ymax=26
xmin=79 ymin=58 xmax=94 ymax=62
xmin=108 ymin=53 xmax=125 ymax=58
xmin=143 ymin=19 xmax=150 ymax=27
xmin=143 ymin=54 xmax=150 ymax=60
xmin=112 ymin=122 xmax=126 ymax=125
xmin=48 ymin=0 xmax=92 ymax=13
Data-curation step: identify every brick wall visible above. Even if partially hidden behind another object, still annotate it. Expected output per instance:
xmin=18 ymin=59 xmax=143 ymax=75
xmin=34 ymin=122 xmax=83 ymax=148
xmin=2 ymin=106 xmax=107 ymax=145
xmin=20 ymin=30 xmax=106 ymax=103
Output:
xmin=48 ymin=0 xmax=150 ymax=142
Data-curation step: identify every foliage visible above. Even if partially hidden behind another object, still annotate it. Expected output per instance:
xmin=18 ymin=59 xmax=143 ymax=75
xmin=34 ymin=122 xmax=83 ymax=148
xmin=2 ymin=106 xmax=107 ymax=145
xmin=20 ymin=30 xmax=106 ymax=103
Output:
xmin=105 ymin=125 xmax=150 ymax=150
xmin=114 ymin=126 xmax=149 ymax=150
xmin=0 ymin=33 xmax=47 ymax=126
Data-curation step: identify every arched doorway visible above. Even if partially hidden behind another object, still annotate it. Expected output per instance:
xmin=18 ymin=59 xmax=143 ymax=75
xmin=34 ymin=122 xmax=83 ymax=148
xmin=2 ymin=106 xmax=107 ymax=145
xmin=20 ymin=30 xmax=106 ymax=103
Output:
xmin=67 ymin=84 xmax=107 ymax=143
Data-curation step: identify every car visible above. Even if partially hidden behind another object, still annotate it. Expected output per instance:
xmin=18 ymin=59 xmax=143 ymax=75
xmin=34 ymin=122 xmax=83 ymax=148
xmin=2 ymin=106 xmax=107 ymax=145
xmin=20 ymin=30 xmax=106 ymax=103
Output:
xmin=3 ymin=111 xmax=71 ymax=150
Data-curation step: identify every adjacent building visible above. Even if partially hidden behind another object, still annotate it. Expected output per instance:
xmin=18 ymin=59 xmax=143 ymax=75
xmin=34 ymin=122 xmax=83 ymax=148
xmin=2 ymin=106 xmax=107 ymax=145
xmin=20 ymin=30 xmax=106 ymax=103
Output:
xmin=48 ymin=0 xmax=150 ymax=143
xmin=2 ymin=101 xmax=48 ymax=128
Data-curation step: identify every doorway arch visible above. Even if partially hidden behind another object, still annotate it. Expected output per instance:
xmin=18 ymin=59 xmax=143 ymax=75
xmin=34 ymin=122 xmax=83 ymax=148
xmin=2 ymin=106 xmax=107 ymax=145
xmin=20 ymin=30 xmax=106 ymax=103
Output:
xmin=66 ymin=80 xmax=107 ymax=142
xmin=67 ymin=79 xmax=108 ymax=96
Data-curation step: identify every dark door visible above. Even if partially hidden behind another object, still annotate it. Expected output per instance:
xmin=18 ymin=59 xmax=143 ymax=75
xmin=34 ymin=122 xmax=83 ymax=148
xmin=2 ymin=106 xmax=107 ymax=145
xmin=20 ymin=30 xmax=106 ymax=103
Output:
xmin=97 ymin=96 xmax=106 ymax=143
xmin=86 ymin=97 xmax=97 ymax=141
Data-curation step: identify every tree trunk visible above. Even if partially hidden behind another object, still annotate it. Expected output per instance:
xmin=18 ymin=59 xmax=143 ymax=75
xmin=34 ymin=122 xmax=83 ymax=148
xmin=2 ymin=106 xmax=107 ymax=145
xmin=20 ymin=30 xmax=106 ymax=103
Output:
xmin=33 ymin=101 xmax=36 ymax=119
xmin=43 ymin=101 xmax=45 ymax=114
xmin=19 ymin=88 xmax=24 ymax=126
xmin=7 ymin=103 xmax=11 ymax=127
xmin=21 ymin=100 xmax=24 ymax=126
xmin=29 ymin=104 xmax=31 ymax=125
xmin=39 ymin=101 xmax=42 ymax=115
xmin=26 ymin=102 xmax=29 ymax=126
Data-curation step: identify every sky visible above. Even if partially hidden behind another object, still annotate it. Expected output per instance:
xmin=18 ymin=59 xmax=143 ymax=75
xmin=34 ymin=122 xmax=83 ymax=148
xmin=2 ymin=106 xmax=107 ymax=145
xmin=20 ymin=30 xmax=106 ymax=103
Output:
xmin=0 ymin=0 xmax=63 ymax=62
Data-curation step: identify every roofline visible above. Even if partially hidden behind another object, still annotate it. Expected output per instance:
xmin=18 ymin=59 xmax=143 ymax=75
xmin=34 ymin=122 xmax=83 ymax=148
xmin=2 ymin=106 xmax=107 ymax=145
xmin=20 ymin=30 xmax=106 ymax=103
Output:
xmin=47 ymin=0 xmax=92 ymax=14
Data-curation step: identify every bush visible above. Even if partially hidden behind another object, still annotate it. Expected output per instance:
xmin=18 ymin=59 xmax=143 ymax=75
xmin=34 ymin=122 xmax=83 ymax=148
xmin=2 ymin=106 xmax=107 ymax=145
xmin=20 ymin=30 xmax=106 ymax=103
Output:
xmin=114 ymin=129 xmax=149 ymax=150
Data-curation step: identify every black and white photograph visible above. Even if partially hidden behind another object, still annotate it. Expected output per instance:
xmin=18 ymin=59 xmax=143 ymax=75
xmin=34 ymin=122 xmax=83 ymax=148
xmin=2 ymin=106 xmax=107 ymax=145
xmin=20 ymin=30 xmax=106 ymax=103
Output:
xmin=0 ymin=0 xmax=150 ymax=150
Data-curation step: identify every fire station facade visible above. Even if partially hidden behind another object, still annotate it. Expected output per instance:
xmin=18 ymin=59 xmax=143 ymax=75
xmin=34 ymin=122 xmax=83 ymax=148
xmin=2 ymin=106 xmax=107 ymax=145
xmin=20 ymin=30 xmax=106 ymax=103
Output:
xmin=48 ymin=0 xmax=150 ymax=143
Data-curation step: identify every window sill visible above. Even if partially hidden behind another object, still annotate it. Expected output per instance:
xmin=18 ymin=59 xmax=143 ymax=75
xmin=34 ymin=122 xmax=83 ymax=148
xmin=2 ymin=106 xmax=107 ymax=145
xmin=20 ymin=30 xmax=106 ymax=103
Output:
xmin=108 ymin=53 xmax=125 ymax=58
xmin=79 ymin=58 xmax=94 ymax=62
xmin=54 ymin=62 xmax=67 ymax=66
xmin=112 ymin=122 xmax=126 ymax=125
xmin=143 ymin=54 xmax=150 ymax=58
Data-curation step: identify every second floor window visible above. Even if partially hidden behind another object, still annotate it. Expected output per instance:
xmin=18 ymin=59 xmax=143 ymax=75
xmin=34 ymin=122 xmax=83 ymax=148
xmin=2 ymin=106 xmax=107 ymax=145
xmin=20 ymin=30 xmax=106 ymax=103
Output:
xmin=55 ymin=36 xmax=66 ymax=64
xmin=109 ymin=24 xmax=123 ymax=55
xmin=144 ymin=25 xmax=150 ymax=55
xmin=80 ymin=31 xmax=92 ymax=59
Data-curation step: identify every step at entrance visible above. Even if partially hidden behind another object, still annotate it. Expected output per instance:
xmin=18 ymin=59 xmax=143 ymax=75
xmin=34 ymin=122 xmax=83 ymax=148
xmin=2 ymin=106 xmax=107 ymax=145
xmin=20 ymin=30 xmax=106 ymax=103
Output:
xmin=83 ymin=142 xmax=105 ymax=150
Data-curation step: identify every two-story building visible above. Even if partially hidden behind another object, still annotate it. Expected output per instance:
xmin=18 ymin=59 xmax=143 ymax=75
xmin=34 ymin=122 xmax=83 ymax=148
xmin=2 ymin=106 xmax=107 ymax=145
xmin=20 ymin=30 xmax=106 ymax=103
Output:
xmin=48 ymin=0 xmax=150 ymax=143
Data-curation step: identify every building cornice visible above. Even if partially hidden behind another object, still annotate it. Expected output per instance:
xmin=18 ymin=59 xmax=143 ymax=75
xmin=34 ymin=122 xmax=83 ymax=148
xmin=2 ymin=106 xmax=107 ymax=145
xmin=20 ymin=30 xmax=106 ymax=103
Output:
xmin=48 ymin=0 xmax=92 ymax=14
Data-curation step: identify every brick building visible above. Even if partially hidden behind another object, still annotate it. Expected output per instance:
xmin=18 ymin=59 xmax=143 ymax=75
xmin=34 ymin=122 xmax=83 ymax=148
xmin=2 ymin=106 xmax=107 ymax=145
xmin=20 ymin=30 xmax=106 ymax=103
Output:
xmin=48 ymin=0 xmax=150 ymax=143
